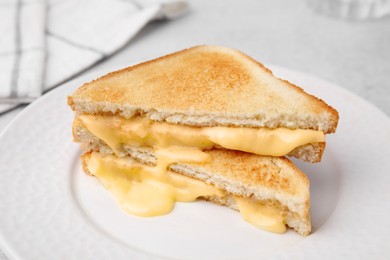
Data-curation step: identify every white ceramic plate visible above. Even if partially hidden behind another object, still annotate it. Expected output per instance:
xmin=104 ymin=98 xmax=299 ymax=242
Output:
xmin=0 ymin=66 xmax=389 ymax=260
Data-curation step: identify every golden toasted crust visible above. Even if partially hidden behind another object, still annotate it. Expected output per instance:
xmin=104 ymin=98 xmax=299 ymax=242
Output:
xmin=80 ymin=152 xmax=93 ymax=176
xmin=289 ymin=142 xmax=325 ymax=163
xmin=200 ymin=149 xmax=308 ymax=195
xmin=68 ymin=46 xmax=339 ymax=134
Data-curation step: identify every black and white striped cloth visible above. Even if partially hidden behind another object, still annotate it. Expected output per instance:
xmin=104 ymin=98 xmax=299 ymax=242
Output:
xmin=0 ymin=0 xmax=187 ymax=113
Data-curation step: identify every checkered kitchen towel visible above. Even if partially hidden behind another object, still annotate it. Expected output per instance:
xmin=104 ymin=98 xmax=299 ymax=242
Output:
xmin=0 ymin=0 xmax=187 ymax=113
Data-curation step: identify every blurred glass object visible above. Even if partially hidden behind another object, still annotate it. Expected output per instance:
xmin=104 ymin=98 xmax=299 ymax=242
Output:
xmin=306 ymin=0 xmax=390 ymax=20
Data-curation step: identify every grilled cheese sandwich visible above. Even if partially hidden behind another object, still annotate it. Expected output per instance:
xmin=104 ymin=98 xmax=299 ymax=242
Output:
xmin=69 ymin=45 xmax=339 ymax=236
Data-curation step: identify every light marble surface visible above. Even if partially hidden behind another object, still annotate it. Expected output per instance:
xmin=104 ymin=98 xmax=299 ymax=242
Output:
xmin=0 ymin=0 xmax=389 ymax=259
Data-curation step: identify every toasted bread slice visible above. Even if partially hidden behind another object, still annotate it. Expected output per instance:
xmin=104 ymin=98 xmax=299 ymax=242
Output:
xmin=81 ymin=148 xmax=311 ymax=236
xmin=68 ymin=45 xmax=338 ymax=133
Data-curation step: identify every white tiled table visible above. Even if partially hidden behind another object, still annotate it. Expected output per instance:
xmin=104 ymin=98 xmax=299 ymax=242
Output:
xmin=0 ymin=0 xmax=389 ymax=258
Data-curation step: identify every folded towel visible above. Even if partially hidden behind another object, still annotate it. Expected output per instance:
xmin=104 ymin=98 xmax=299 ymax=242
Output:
xmin=0 ymin=0 xmax=46 ymax=105
xmin=0 ymin=0 xmax=187 ymax=113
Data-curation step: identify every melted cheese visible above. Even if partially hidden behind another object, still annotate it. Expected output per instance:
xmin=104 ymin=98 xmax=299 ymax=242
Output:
xmin=87 ymin=150 xmax=224 ymax=217
xmin=235 ymin=197 xmax=286 ymax=233
xmin=79 ymin=115 xmax=325 ymax=157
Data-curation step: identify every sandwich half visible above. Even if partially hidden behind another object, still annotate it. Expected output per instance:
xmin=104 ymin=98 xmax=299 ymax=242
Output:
xmin=68 ymin=46 xmax=338 ymax=236
xmin=68 ymin=45 xmax=338 ymax=163
xmin=80 ymin=148 xmax=311 ymax=236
